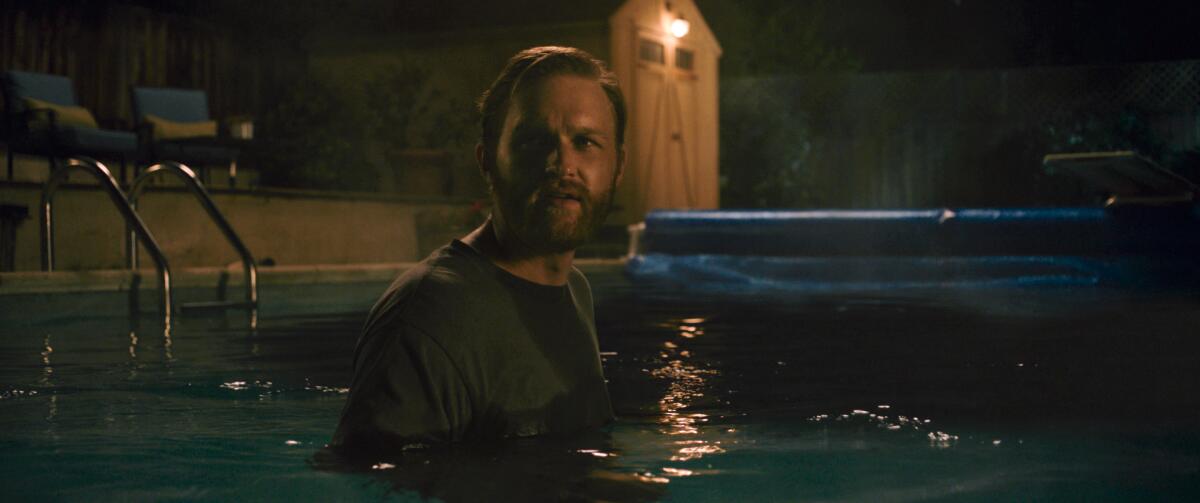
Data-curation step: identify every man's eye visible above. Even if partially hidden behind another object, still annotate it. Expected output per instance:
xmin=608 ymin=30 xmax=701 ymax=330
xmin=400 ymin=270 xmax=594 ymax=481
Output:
xmin=574 ymin=137 xmax=600 ymax=149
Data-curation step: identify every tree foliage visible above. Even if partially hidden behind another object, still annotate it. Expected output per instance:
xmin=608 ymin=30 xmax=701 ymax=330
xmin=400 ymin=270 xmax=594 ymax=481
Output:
xmin=703 ymin=0 xmax=860 ymax=207
xmin=256 ymin=62 xmax=475 ymax=192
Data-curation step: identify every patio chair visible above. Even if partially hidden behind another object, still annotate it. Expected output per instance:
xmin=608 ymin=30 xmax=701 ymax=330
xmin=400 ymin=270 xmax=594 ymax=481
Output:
xmin=130 ymin=86 xmax=241 ymax=186
xmin=2 ymin=70 xmax=138 ymax=182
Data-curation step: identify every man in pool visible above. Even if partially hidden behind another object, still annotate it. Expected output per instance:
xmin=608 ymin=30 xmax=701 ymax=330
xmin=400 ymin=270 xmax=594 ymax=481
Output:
xmin=331 ymin=46 xmax=626 ymax=452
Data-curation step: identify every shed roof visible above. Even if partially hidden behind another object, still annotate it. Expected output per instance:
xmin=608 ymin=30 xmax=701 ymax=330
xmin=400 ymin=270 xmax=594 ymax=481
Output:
xmin=611 ymin=0 xmax=722 ymax=54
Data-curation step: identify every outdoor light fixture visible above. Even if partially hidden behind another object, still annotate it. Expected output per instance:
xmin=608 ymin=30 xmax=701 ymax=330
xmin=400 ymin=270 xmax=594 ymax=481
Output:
xmin=670 ymin=17 xmax=690 ymax=38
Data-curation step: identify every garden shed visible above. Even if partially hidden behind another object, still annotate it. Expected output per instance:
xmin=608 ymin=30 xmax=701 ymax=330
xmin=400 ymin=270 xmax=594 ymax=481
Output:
xmin=609 ymin=0 xmax=723 ymax=223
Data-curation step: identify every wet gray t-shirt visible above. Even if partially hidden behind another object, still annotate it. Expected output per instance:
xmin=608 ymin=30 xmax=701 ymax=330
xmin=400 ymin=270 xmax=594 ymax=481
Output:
xmin=332 ymin=240 xmax=614 ymax=450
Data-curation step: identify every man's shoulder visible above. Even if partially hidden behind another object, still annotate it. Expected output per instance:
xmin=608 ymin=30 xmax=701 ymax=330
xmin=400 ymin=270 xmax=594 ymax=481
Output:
xmin=406 ymin=244 xmax=489 ymax=295
xmin=364 ymin=242 xmax=498 ymax=333
xmin=567 ymin=265 xmax=590 ymax=291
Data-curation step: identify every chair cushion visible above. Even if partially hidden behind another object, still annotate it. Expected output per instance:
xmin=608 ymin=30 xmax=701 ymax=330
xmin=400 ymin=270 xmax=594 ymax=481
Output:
xmin=146 ymin=114 xmax=217 ymax=140
xmin=24 ymin=97 xmax=98 ymax=129
xmin=132 ymin=87 xmax=210 ymax=123
xmin=54 ymin=126 xmax=138 ymax=153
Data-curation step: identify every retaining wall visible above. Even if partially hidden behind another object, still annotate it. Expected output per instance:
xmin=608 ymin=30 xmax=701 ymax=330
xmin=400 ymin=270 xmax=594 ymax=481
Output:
xmin=0 ymin=183 xmax=479 ymax=271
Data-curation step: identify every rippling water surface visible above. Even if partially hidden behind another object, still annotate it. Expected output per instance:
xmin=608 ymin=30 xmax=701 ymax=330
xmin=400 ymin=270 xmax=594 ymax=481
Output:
xmin=2 ymin=279 xmax=1199 ymax=501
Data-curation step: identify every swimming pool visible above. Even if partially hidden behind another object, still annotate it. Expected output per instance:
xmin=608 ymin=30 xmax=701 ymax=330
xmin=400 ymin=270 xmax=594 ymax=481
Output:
xmin=4 ymin=270 xmax=1199 ymax=501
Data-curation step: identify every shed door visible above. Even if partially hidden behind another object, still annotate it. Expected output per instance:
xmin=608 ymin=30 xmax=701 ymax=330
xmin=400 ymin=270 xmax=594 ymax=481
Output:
xmin=631 ymin=38 xmax=701 ymax=216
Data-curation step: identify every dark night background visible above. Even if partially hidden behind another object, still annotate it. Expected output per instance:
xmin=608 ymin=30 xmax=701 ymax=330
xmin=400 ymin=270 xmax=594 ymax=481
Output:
xmin=5 ymin=0 xmax=1200 ymax=207
xmin=81 ymin=0 xmax=1200 ymax=73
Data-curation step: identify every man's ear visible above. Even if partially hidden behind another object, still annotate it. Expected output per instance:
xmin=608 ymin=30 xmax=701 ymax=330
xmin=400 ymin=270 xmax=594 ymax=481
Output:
xmin=476 ymin=142 xmax=493 ymax=187
xmin=615 ymin=146 xmax=627 ymax=187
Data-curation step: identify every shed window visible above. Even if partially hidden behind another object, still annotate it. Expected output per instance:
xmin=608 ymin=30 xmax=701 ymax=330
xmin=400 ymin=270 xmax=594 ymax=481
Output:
xmin=675 ymin=48 xmax=694 ymax=70
xmin=639 ymin=39 xmax=664 ymax=64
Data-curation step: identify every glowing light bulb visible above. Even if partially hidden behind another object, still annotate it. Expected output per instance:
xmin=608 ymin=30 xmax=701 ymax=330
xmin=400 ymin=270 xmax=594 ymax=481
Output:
xmin=670 ymin=18 xmax=690 ymax=38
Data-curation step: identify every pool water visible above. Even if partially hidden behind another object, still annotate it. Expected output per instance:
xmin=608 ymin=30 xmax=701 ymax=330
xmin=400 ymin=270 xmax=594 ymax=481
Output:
xmin=3 ymin=278 xmax=1200 ymax=501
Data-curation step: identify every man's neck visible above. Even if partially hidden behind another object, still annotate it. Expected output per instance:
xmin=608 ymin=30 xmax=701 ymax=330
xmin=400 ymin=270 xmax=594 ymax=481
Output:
xmin=461 ymin=220 xmax=576 ymax=286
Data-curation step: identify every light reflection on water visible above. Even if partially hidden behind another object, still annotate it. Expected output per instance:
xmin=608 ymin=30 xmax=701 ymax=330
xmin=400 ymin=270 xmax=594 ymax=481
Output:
xmin=127 ymin=331 xmax=138 ymax=359
xmin=650 ymin=318 xmax=729 ymax=466
xmin=40 ymin=335 xmax=53 ymax=379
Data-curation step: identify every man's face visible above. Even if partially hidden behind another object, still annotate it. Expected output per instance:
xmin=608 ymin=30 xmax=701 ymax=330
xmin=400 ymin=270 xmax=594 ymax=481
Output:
xmin=488 ymin=74 xmax=624 ymax=254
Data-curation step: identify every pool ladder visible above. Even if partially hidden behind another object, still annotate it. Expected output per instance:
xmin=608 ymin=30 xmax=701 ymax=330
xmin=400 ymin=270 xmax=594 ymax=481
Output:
xmin=41 ymin=156 xmax=258 ymax=316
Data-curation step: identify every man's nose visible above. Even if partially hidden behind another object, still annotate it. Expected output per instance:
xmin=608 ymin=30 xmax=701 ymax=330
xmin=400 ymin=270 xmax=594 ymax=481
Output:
xmin=545 ymin=139 xmax=581 ymax=179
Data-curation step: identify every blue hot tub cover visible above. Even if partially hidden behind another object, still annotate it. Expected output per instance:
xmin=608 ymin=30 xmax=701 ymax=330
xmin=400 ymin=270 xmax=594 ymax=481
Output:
xmin=627 ymin=208 xmax=1200 ymax=290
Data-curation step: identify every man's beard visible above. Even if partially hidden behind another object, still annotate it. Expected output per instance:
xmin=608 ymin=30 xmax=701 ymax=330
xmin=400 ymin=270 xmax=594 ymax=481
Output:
xmin=491 ymin=174 xmax=615 ymax=255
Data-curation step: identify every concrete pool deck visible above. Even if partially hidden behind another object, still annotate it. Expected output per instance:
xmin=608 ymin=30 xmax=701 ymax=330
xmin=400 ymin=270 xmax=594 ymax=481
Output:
xmin=0 ymin=259 xmax=628 ymax=296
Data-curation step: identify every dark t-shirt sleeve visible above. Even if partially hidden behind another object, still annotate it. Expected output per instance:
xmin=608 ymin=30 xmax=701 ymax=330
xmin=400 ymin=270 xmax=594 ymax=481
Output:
xmin=333 ymin=322 xmax=472 ymax=449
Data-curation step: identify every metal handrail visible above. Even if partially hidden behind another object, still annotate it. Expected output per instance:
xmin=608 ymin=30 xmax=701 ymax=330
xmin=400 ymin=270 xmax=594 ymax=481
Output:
xmin=41 ymin=156 xmax=173 ymax=317
xmin=127 ymin=161 xmax=257 ymax=309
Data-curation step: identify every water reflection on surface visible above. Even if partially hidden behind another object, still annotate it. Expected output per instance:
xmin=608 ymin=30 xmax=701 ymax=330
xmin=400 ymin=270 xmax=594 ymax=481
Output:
xmin=652 ymin=318 xmax=726 ymax=464
xmin=39 ymin=334 xmax=61 ymax=428
xmin=40 ymin=335 xmax=54 ymax=383
xmin=127 ymin=331 xmax=138 ymax=359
